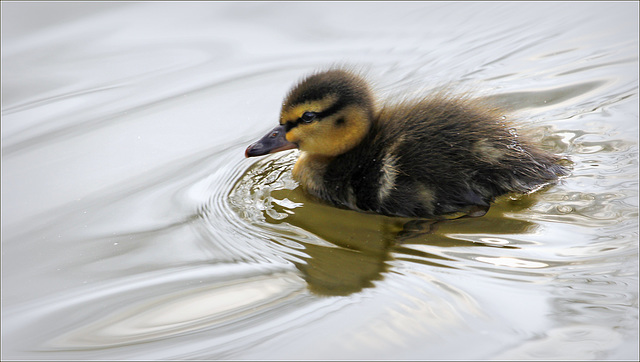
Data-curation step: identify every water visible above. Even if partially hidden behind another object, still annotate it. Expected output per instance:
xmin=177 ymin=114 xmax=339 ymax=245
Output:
xmin=2 ymin=2 xmax=638 ymax=360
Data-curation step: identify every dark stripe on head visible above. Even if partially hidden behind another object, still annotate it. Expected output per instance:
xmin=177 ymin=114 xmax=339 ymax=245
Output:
xmin=285 ymin=70 xmax=372 ymax=110
xmin=282 ymin=69 xmax=374 ymax=131
xmin=317 ymin=96 xmax=346 ymax=118
xmin=284 ymin=121 xmax=297 ymax=132
xmin=284 ymin=96 xmax=347 ymax=132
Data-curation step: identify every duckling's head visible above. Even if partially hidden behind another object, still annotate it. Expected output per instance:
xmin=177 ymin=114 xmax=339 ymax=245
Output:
xmin=246 ymin=69 xmax=374 ymax=158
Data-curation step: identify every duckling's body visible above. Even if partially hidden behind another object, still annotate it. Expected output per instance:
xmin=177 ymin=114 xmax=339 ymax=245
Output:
xmin=246 ymin=69 xmax=568 ymax=218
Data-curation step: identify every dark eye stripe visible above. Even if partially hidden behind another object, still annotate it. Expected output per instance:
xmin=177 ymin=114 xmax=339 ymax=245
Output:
xmin=283 ymin=97 xmax=347 ymax=132
xmin=284 ymin=121 xmax=297 ymax=132
xmin=317 ymin=97 xmax=346 ymax=119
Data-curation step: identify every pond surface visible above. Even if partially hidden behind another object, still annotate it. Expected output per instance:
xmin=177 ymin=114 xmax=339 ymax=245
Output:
xmin=2 ymin=2 xmax=638 ymax=360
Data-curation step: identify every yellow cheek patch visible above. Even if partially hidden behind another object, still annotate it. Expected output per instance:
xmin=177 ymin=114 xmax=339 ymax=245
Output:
xmin=286 ymin=128 xmax=302 ymax=143
xmin=295 ymin=105 xmax=370 ymax=157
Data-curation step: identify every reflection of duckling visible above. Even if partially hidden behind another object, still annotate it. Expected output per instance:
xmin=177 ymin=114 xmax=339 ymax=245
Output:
xmin=246 ymin=69 xmax=569 ymax=218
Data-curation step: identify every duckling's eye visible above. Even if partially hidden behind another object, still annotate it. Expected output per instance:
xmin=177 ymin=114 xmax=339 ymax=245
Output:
xmin=300 ymin=112 xmax=317 ymax=123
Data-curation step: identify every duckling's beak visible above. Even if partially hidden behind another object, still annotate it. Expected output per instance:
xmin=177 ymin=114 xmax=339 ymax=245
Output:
xmin=245 ymin=124 xmax=297 ymax=157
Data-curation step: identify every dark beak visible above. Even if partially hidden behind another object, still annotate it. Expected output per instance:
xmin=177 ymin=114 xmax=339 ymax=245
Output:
xmin=245 ymin=124 xmax=298 ymax=158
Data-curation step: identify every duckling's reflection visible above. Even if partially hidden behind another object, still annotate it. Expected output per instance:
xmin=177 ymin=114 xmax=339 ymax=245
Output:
xmin=268 ymin=187 xmax=541 ymax=296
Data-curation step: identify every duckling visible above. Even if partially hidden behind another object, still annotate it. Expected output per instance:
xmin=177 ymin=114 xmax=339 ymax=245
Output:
xmin=245 ymin=69 xmax=568 ymax=218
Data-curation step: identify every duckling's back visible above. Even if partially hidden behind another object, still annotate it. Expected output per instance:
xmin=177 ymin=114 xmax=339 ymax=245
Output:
xmin=322 ymin=96 xmax=568 ymax=218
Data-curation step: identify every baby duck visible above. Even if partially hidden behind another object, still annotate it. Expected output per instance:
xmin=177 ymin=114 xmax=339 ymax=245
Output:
xmin=245 ymin=69 xmax=568 ymax=218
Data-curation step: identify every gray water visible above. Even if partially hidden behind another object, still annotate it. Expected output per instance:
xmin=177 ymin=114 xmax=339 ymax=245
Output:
xmin=2 ymin=2 xmax=638 ymax=360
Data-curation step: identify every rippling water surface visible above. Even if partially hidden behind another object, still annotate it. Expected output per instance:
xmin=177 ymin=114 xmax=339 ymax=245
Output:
xmin=2 ymin=2 xmax=638 ymax=360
